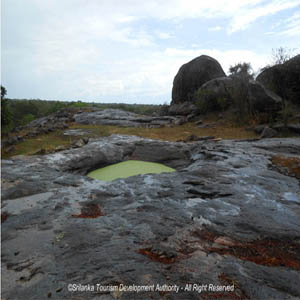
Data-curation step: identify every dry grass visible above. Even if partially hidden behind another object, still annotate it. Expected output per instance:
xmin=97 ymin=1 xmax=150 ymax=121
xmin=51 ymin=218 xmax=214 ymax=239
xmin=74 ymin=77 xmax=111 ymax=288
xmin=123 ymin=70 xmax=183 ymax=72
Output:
xmin=70 ymin=121 xmax=258 ymax=142
xmin=2 ymin=120 xmax=259 ymax=159
xmin=1 ymin=130 xmax=77 ymax=158
xmin=271 ymin=156 xmax=300 ymax=179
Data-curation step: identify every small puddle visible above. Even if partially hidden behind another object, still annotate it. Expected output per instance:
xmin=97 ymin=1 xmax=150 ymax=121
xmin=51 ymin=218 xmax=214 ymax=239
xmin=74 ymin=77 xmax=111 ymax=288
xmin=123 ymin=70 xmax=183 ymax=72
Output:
xmin=87 ymin=160 xmax=175 ymax=181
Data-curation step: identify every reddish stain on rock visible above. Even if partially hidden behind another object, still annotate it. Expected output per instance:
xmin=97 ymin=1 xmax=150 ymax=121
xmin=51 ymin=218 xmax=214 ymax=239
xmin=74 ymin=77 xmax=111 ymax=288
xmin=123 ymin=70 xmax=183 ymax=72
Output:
xmin=193 ymin=229 xmax=300 ymax=270
xmin=209 ymin=238 xmax=300 ymax=270
xmin=1 ymin=212 xmax=8 ymax=223
xmin=72 ymin=204 xmax=103 ymax=218
xmin=137 ymin=247 xmax=176 ymax=264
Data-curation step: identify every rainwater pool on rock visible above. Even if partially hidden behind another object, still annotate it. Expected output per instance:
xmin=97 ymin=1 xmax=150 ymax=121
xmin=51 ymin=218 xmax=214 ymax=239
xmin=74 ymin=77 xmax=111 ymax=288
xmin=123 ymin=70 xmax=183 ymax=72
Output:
xmin=87 ymin=160 xmax=175 ymax=181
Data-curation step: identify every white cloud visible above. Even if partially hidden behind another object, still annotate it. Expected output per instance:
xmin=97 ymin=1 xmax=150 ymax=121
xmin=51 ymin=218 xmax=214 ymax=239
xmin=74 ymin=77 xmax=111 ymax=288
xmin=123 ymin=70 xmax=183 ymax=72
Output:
xmin=228 ymin=0 xmax=300 ymax=33
xmin=208 ymin=26 xmax=223 ymax=31
xmin=62 ymin=47 xmax=269 ymax=104
xmin=279 ymin=11 xmax=300 ymax=36
xmin=26 ymin=0 xmax=300 ymax=37
xmin=155 ymin=31 xmax=173 ymax=39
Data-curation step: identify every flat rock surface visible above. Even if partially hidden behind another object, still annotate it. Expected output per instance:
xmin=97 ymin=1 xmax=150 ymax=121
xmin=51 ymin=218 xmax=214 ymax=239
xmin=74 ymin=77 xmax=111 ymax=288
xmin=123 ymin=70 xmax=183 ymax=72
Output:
xmin=74 ymin=109 xmax=177 ymax=127
xmin=1 ymin=135 xmax=300 ymax=299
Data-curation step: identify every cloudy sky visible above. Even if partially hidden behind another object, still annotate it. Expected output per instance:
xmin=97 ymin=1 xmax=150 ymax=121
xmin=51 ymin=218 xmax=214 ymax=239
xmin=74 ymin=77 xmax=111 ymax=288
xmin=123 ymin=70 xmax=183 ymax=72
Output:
xmin=2 ymin=0 xmax=300 ymax=104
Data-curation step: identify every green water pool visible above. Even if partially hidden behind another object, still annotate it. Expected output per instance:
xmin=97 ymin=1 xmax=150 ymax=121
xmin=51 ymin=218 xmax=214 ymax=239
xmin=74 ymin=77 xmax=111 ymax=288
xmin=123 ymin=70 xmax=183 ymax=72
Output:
xmin=87 ymin=160 xmax=175 ymax=181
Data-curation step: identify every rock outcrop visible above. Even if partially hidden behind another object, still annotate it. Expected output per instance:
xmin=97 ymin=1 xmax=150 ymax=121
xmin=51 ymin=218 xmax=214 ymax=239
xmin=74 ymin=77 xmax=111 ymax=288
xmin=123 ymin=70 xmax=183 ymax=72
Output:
xmin=196 ymin=76 xmax=282 ymax=113
xmin=2 ymin=135 xmax=300 ymax=299
xmin=171 ymin=55 xmax=226 ymax=105
xmin=168 ymin=102 xmax=198 ymax=116
xmin=74 ymin=109 xmax=178 ymax=128
xmin=257 ymin=54 xmax=300 ymax=106
xmin=1 ymin=108 xmax=84 ymax=148
xmin=260 ymin=126 xmax=278 ymax=138
xmin=2 ymin=109 xmax=183 ymax=151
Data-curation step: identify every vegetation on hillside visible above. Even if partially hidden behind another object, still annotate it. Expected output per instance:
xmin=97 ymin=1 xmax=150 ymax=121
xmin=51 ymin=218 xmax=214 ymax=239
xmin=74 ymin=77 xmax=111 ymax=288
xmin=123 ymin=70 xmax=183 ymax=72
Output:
xmin=1 ymin=86 xmax=11 ymax=129
xmin=2 ymin=96 xmax=163 ymax=133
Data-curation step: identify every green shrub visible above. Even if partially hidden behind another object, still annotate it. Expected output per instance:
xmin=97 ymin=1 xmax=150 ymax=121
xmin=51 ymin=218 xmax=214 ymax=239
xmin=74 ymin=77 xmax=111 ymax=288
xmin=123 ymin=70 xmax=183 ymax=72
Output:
xmin=280 ymin=101 xmax=295 ymax=128
xmin=194 ymin=89 xmax=230 ymax=114
xmin=69 ymin=101 xmax=90 ymax=108
xmin=1 ymin=86 xmax=11 ymax=129
xmin=21 ymin=114 xmax=35 ymax=125
xmin=158 ymin=102 xmax=170 ymax=116
xmin=216 ymin=97 xmax=229 ymax=111
xmin=227 ymin=79 xmax=252 ymax=125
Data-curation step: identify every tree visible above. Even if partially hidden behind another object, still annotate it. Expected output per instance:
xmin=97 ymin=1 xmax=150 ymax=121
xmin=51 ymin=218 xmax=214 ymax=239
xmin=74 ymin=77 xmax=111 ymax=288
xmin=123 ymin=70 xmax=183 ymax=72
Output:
xmin=271 ymin=47 xmax=293 ymax=65
xmin=228 ymin=63 xmax=255 ymax=123
xmin=1 ymin=85 xmax=11 ymax=128
xmin=228 ymin=62 xmax=254 ymax=80
xmin=1 ymin=85 xmax=7 ymax=99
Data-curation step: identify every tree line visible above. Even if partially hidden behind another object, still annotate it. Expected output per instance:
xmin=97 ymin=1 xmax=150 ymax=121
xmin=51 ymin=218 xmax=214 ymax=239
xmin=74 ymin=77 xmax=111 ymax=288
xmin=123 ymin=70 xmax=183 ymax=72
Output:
xmin=1 ymin=90 xmax=162 ymax=133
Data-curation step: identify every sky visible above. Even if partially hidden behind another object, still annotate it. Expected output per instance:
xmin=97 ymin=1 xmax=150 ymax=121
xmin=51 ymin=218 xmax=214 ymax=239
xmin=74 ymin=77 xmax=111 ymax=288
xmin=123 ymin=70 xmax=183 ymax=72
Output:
xmin=1 ymin=0 xmax=300 ymax=104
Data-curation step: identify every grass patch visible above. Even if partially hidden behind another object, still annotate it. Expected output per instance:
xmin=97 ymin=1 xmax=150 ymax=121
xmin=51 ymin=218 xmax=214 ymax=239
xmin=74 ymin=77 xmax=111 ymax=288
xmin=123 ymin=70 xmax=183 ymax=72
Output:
xmin=70 ymin=121 xmax=258 ymax=142
xmin=2 ymin=121 xmax=259 ymax=159
xmin=2 ymin=130 xmax=78 ymax=158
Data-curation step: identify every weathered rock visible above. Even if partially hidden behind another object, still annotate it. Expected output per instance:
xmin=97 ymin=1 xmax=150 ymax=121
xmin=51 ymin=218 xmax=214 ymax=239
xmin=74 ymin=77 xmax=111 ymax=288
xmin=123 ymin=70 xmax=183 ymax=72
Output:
xmin=178 ymin=135 xmax=216 ymax=142
xmin=1 ymin=135 xmax=300 ymax=299
xmin=186 ymin=113 xmax=198 ymax=122
xmin=173 ymin=116 xmax=187 ymax=126
xmin=168 ymin=102 xmax=198 ymax=116
xmin=3 ymin=109 xmax=184 ymax=155
xmin=64 ymin=129 xmax=91 ymax=136
xmin=171 ymin=55 xmax=226 ymax=105
xmin=248 ymin=80 xmax=282 ymax=113
xmin=257 ymin=54 xmax=300 ymax=106
xmin=260 ymin=126 xmax=278 ymax=138
xmin=4 ymin=145 xmax=15 ymax=154
xmin=196 ymin=76 xmax=282 ymax=113
xmin=74 ymin=109 xmax=178 ymax=127
xmin=54 ymin=145 xmax=68 ymax=152
xmin=1 ymin=108 xmax=85 ymax=148
xmin=254 ymin=124 xmax=266 ymax=134
xmin=70 ymin=137 xmax=88 ymax=148
xmin=288 ymin=124 xmax=300 ymax=134
xmin=272 ymin=124 xmax=300 ymax=135
xmin=72 ymin=138 xmax=86 ymax=148
xmin=33 ymin=148 xmax=47 ymax=155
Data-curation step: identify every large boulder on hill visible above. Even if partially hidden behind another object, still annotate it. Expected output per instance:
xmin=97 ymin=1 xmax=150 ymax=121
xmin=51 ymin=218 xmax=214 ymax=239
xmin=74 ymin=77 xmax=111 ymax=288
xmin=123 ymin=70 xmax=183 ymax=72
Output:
xmin=247 ymin=80 xmax=282 ymax=112
xmin=257 ymin=54 xmax=300 ymax=106
xmin=195 ymin=76 xmax=282 ymax=113
xmin=171 ymin=55 xmax=226 ymax=105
